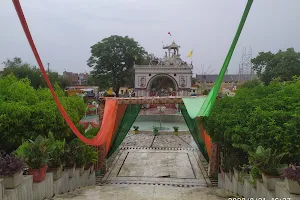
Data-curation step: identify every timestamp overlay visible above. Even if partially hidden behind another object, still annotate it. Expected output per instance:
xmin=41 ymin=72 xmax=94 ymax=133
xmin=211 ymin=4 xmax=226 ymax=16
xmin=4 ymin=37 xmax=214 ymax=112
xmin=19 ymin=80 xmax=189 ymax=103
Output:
xmin=228 ymin=198 xmax=293 ymax=200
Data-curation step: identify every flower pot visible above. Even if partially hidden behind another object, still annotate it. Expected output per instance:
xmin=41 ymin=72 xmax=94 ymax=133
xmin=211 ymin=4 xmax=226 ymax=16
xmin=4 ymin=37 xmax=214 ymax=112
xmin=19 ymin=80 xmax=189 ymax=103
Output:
xmin=28 ymin=165 xmax=48 ymax=183
xmin=0 ymin=171 xmax=23 ymax=189
xmin=262 ymin=173 xmax=280 ymax=190
xmin=174 ymin=131 xmax=178 ymax=136
xmin=76 ymin=165 xmax=85 ymax=175
xmin=134 ymin=130 xmax=139 ymax=134
xmin=47 ymin=165 xmax=63 ymax=180
xmin=64 ymin=164 xmax=76 ymax=178
xmin=285 ymin=177 xmax=300 ymax=195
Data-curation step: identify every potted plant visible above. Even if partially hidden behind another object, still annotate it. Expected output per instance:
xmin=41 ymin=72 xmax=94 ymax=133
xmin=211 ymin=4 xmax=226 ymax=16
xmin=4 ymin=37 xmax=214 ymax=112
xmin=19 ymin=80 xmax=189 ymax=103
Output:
xmin=71 ymin=139 xmax=86 ymax=175
xmin=153 ymin=127 xmax=159 ymax=136
xmin=173 ymin=126 xmax=179 ymax=135
xmin=283 ymin=164 xmax=300 ymax=194
xmin=83 ymin=145 xmax=98 ymax=173
xmin=63 ymin=143 xmax=77 ymax=178
xmin=46 ymin=132 xmax=65 ymax=180
xmin=0 ymin=153 xmax=24 ymax=189
xmin=133 ymin=126 xmax=139 ymax=134
xmin=15 ymin=136 xmax=49 ymax=182
xmin=249 ymin=166 xmax=261 ymax=187
xmin=248 ymin=146 xmax=286 ymax=190
xmin=220 ymin=156 xmax=233 ymax=181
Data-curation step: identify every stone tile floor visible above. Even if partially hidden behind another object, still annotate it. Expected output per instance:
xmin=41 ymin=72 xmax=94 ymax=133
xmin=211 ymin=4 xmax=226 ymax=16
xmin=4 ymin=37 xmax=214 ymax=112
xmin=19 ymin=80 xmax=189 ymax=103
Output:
xmin=121 ymin=131 xmax=197 ymax=148
xmin=102 ymin=148 xmax=206 ymax=186
xmin=54 ymin=185 xmax=232 ymax=200
xmin=53 ymin=132 xmax=231 ymax=200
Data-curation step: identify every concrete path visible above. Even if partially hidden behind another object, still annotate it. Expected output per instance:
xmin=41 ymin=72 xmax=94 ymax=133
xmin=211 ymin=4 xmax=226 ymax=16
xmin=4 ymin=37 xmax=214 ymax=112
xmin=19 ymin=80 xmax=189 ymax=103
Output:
xmin=54 ymin=185 xmax=230 ymax=200
xmin=54 ymin=132 xmax=230 ymax=200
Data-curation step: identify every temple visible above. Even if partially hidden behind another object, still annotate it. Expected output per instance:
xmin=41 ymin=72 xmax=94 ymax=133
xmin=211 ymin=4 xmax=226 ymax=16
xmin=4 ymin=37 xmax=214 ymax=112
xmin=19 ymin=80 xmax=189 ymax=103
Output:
xmin=134 ymin=41 xmax=193 ymax=97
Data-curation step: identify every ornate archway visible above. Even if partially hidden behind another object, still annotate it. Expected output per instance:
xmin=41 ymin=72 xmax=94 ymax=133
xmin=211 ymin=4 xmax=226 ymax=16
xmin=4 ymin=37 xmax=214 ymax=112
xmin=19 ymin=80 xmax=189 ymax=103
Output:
xmin=146 ymin=74 xmax=178 ymax=96
xmin=134 ymin=41 xmax=192 ymax=97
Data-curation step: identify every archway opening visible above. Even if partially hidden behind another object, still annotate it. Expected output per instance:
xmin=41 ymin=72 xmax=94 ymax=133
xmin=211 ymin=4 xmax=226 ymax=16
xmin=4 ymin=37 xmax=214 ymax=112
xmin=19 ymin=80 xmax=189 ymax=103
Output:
xmin=148 ymin=74 xmax=177 ymax=97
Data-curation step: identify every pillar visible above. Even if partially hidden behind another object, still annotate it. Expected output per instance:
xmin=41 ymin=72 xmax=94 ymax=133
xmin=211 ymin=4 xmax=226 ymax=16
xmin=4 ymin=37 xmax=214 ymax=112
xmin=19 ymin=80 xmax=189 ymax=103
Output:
xmin=98 ymin=98 xmax=105 ymax=126
xmin=96 ymin=98 xmax=107 ymax=173
xmin=95 ymin=143 xmax=106 ymax=174
xmin=208 ymin=143 xmax=219 ymax=177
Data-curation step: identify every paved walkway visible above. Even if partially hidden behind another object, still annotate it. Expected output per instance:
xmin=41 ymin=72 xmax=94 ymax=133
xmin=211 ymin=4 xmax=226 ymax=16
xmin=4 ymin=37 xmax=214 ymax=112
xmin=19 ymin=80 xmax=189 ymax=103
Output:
xmin=54 ymin=132 xmax=230 ymax=200
xmin=54 ymin=185 xmax=230 ymax=200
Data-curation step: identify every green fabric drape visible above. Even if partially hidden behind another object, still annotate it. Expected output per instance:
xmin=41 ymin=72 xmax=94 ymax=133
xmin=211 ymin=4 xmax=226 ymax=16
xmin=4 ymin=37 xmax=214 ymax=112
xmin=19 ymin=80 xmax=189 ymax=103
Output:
xmin=107 ymin=104 xmax=142 ymax=158
xmin=180 ymin=104 xmax=209 ymax=161
xmin=182 ymin=96 xmax=207 ymax=119
xmin=183 ymin=0 xmax=253 ymax=118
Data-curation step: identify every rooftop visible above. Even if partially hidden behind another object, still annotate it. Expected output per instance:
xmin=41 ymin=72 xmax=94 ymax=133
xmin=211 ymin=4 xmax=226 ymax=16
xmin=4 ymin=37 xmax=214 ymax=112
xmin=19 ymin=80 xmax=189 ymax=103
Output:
xmin=195 ymin=74 xmax=254 ymax=82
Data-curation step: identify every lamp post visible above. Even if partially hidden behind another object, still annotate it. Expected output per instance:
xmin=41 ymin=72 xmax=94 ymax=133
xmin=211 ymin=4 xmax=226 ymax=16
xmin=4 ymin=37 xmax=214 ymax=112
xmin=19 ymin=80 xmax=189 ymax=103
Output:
xmin=47 ymin=62 xmax=50 ymax=73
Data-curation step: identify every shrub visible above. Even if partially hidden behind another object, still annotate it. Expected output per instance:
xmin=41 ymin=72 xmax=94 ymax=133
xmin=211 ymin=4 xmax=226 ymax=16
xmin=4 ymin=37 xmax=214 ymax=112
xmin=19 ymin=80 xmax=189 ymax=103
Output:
xmin=83 ymin=145 xmax=98 ymax=167
xmin=283 ymin=164 xmax=300 ymax=184
xmin=63 ymin=143 xmax=77 ymax=167
xmin=248 ymin=146 xmax=287 ymax=176
xmin=173 ymin=126 xmax=179 ymax=132
xmin=46 ymin=132 xmax=65 ymax=168
xmin=0 ymin=153 xmax=25 ymax=176
xmin=153 ymin=127 xmax=159 ymax=136
xmin=202 ymin=78 xmax=300 ymax=164
xmin=14 ymin=136 xmax=49 ymax=169
xmin=0 ymin=75 xmax=85 ymax=152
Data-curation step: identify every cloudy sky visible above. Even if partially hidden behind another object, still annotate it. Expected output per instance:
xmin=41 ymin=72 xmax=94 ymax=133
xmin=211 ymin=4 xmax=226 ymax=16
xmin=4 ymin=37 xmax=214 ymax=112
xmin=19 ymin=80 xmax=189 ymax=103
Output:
xmin=1 ymin=0 xmax=299 ymax=75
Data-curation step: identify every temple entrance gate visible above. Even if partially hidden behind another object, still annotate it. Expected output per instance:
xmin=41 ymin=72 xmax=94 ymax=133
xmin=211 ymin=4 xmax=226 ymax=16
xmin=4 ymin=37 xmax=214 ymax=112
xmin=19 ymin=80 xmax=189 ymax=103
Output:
xmin=134 ymin=41 xmax=193 ymax=97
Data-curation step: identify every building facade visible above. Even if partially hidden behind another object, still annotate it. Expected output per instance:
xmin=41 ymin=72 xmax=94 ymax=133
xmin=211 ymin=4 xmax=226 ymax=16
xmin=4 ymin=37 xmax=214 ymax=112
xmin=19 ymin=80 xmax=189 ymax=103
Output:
xmin=63 ymin=71 xmax=89 ymax=85
xmin=194 ymin=74 xmax=254 ymax=95
xmin=134 ymin=41 xmax=193 ymax=97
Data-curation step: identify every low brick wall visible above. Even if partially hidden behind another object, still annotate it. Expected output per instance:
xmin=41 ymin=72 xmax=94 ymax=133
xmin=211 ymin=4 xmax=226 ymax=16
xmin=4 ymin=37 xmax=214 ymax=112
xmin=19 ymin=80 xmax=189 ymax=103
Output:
xmin=1 ymin=169 xmax=96 ymax=200
xmin=218 ymin=172 xmax=300 ymax=199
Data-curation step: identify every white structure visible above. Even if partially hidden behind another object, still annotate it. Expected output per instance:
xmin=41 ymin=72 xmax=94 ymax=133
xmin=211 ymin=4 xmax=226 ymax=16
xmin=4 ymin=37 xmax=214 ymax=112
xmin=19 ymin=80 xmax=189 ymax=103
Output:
xmin=134 ymin=41 xmax=193 ymax=97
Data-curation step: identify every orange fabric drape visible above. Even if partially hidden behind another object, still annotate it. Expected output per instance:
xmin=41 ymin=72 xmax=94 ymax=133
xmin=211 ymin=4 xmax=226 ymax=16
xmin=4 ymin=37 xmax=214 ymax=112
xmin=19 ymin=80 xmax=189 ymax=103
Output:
xmin=12 ymin=0 xmax=120 ymax=147
xmin=105 ymin=104 xmax=127 ymax=154
xmin=199 ymin=122 xmax=212 ymax=158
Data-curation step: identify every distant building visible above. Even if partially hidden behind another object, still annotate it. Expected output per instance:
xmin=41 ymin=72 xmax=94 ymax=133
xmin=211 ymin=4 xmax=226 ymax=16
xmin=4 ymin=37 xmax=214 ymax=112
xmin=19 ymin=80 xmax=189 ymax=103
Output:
xmin=195 ymin=74 xmax=254 ymax=95
xmin=134 ymin=41 xmax=192 ymax=97
xmin=188 ymin=84 xmax=199 ymax=96
xmin=195 ymin=74 xmax=252 ymax=83
xmin=63 ymin=71 xmax=89 ymax=85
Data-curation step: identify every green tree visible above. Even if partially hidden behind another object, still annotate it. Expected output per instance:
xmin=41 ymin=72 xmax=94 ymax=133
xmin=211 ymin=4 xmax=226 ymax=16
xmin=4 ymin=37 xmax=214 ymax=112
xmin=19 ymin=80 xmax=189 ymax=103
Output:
xmin=251 ymin=48 xmax=300 ymax=85
xmin=2 ymin=57 xmax=71 ymax=89
xmin=0 ymin=75 xmax=85 ymax=152
xmin=202 ymin=78 xmax=300 ymax=164
xmin=87 ymin=35 xmax=148 ymax=95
